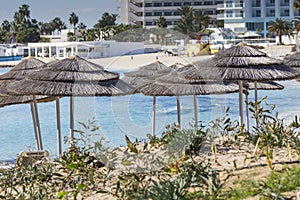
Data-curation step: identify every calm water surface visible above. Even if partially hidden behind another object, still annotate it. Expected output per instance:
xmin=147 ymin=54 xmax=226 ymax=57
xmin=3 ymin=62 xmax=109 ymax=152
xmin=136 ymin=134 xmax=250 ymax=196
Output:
xmin=0 ymin=67 xmax=299 ymax=160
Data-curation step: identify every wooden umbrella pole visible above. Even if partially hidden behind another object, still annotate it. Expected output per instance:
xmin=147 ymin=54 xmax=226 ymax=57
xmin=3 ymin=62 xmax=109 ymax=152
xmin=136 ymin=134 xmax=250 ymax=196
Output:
xmin=176 ymin=96 xmax=181 ymax=128
xmin=254 ymin=81 xmax=258 ymax=102
xmin=245 ymin=90 xmax=249 ymax=132
xmin=238 ymin=81 xmax=244 ymax=127
xmin=152 ymin=96 xmax=156 ymax=137
xmin=33 ymin=95 xmax=43 ymax=150
xmin=30 ymin=102 xmax=41 ymax=150
xmin=70 ymin=96 xmax=75 ymax=147
xmin=193 ymin=95 xmax=198 ymax=129
xmin=56 ymin=97 xmax=62 ymax=155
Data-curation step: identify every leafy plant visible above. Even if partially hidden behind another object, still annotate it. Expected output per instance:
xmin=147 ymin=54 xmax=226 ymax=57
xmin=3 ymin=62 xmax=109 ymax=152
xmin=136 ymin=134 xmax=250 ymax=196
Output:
xmin=249 ymin=97 xmax=293 ymax=169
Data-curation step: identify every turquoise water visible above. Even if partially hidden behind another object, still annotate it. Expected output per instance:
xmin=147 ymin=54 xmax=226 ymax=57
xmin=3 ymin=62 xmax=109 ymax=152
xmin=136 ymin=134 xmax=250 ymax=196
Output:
xmin=0 ymin=67 xmax=299 ymax=160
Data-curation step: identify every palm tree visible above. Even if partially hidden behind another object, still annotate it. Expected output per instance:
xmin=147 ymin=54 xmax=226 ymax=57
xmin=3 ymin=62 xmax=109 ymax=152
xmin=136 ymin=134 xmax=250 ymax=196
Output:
xmin=51 ymin=17 xmax=66 ymax=33
xmin=69 ymin=12 xmax=79 ymax=34
xmin=156 ymin=16 xmax=167 ymax=28
xmin=174 ymin=6 xmax=195 ymax=36
xmin=294 ymin=0 xmax=300 ymax=10
xmin=194 ymin=10 xmax=211 ymax=32
xmin=267 ymin=18 xmax=293 ymax=45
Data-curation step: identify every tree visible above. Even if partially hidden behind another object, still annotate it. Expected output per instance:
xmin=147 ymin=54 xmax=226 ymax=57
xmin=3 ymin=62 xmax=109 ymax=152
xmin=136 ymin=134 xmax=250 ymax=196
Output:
xmin=194 ymin=10 xmax=211 ymax=32
xmin=69 ymin=12 xmax=79 ymax=33
xmin=267 ymin=18 xmax=293 ymax=45
xmin=94 ymin=12 xmax=117 ymax=29
xmin=12 ymin=4 xmax=31 ymax=33
xmin=174 ymin=6 xmax=195 ymax=36
xmin=77 ymin=22 xmax=87 ymax=30
xmin=15 ymin=28 xmax=40 ymax=43
xmin=156 ymin=16 xmax=167 ymax=28
xmin=294 ymin=0 xmax=300 ymax=11
xmin=51 ymin=17 xmax=66 ymax=33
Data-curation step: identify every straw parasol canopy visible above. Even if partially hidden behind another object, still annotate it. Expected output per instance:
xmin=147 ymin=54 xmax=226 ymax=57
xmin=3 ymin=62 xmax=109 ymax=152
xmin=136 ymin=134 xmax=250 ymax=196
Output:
xmin=124 ymin=61 xmax=171 ymax=78
xmin=244 ymin=81 xmax=284 ymax=90
xmin=9 ymin=55 xmax=135 ymax=147
xmin=0 ymin=57 xmax=53 ymax=151
xmin=190 ymin=44 xmax=297 ymax=126
xmin=10 ymin=56 xmax=134 ymax=96
xmin=283 ymin=52 xmax=300 ymax=74
xmin=128 ymin=64 xmax=240 ymax=132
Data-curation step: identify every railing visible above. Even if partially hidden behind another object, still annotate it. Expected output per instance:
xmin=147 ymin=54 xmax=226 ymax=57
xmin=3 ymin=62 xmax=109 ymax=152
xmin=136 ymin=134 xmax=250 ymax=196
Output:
xmin=217 ymin=13 xmax=244 ymax=19
xmin=217 ymin=3 xmax=244 ymax=9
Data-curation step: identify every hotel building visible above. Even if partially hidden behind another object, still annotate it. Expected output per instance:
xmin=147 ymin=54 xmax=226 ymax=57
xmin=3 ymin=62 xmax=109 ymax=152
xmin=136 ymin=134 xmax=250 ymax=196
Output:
xmin=118 ymin=0 xmax=300 ymax=37
xmin=117 ymin=0 xmax=222 ymax=28
xmin=217 ymin=0 xmax=299 ymax=37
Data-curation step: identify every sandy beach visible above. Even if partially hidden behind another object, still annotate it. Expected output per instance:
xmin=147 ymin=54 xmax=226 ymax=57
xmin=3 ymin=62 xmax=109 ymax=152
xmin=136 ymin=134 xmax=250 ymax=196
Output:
xmin=0 ymin=45 xmax=294 ymax=71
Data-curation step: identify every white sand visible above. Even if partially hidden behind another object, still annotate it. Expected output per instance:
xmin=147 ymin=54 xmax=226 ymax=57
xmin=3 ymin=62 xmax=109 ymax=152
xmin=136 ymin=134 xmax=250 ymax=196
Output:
xmin=90 ymin=52 xmax=212 ymax=71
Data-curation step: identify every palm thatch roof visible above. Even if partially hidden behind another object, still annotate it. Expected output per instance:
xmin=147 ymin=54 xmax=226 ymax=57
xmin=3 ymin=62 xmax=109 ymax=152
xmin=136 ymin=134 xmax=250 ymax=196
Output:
xmin=24 ymin=56 xmax=119 ymax=82
xmin=189 ymin=45 xmax=297 ymax=81
xmin=132 ymin=65 xmax=239 ymax=96
xmin=8 ymin=56 xmax=135 ymax=96
xmin=0 ymin=57 xmax=46 ymax=80
xmin=243 ymin=81 xmax=284 ymax=90
xmin=177 ymin=62 xmax=224 ymax=81
xmin=0 ymin=57 xmax=52 ymax=106
xmin=283 ymin=52 xmax=300 ymax=73
xmin=124 ymin=61 xmax=171 ymax=78
xmin=137 ymin=81 xmax=239 ymax=96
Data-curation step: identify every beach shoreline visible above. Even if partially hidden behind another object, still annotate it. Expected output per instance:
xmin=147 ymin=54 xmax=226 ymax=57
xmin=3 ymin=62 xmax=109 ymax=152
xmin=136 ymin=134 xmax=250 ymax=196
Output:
xmin=0 ymin=44 xmax=293 ymax=70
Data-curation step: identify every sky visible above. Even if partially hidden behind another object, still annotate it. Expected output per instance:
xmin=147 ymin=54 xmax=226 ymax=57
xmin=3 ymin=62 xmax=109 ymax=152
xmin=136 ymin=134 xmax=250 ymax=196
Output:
xmin=0 ymin=0 xmax=119 ymax=29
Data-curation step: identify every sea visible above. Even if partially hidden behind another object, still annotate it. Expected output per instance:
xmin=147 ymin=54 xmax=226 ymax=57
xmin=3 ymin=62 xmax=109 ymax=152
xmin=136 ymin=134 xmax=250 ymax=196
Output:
xmin=0 ymin=67 xmax=299 ymax=161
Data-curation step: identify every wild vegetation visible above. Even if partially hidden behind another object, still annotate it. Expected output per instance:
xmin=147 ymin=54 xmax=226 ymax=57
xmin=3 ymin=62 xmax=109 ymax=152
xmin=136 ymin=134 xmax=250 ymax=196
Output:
xmin=0 ymin=98 xmax=299 ymax=199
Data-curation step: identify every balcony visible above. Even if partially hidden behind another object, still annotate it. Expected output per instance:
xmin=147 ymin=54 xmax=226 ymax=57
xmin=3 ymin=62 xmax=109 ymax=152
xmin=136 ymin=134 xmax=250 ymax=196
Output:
xmin=217 ymin=13 xmax=244 ymax=19
xmin=129 ymin=12 xmax=143 ymax=22
xmin=129 ymin=3 xmax=143 ymax=12
xmin=217 ymin=3 xmax=244 ymax=9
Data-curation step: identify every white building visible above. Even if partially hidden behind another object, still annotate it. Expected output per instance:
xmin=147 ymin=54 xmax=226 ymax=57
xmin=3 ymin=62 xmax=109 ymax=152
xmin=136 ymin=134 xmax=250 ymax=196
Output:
xmin=217 ymin=0 xmax=300 ymax=37
xmin=27 ymin=41 xmax=144 ymax=60
xmin=118 ymin=0 xmax=222 ymax=28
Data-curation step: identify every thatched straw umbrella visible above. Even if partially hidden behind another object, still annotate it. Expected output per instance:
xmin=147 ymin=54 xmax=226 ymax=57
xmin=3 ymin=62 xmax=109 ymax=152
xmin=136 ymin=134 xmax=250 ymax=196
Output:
xmin=0 ymin=57 xmax=51 ymax=151
xmin=9 ymin=55 xmax=135 ymax=147
xmin=188 ymin=44 xmax=297 ymax=126
xmin=283 ymin=52 xmax=300 ymax=74
xmin=123 ymin=61 xmax=184 ymax=136
xmin=125 ymin=61 xmax=239 ymax=133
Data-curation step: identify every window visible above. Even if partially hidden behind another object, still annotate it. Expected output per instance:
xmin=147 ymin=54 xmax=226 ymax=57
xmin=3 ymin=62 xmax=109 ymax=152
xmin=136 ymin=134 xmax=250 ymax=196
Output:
xmin=283 ymin=9 xmax=289 ymax=16
xmin=194 ymin=1 xmax=202 ymax=6
xmin=255 ymin=10 xmax=261 ymax=17
xmin=174 ymin=2 xmax=182 ymax=6
xmin=145 ymin=12 xmax=152 ymax=16
xmin=145 ymin=21 xmax=153 ymax=26
xmin=164 ymin=12 xmax=172 ymax=16
xmin=269 ymin=9 xmax=275 ymax=16
xmin=204 ymin=1 xmax=214 ymax=5
xmin=154 ymin=12 xmax=162 ymax=16
xmin=255 ymin=0 xmax=261 ymax=6
xmin=145 ymin=3 xmax=152 ymax=7
xmin=153 ymin=2 xmax=162 ymax=7
xmin=183 ymin=2 xmax=192 ymax=6
xmin=226 ymin=10 xmax=233 ymax=17
xmin=166 ymin=21 xmax=172 ymax=25
xmin=164 ymin=2 xmax=172 ymax=6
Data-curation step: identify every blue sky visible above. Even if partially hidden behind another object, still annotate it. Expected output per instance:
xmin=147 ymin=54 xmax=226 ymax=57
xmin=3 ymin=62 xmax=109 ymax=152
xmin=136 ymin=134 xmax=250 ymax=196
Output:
xmin=0 ymin=0 xmax=119 ymax=28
